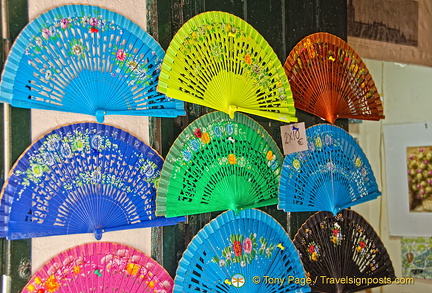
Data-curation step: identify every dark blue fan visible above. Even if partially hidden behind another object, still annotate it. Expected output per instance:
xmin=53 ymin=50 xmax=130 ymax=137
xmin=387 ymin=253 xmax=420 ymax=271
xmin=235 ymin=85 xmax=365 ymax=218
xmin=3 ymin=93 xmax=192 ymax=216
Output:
xmin=278 ymin=124 xmax=381 ymax=214
xmin=0 ymin=4 xmax=185 ymax=122
xmin=174 ymin=209 xmax=310 ymax=293
xmin=0 ymin=122 xmax=185 ymax=240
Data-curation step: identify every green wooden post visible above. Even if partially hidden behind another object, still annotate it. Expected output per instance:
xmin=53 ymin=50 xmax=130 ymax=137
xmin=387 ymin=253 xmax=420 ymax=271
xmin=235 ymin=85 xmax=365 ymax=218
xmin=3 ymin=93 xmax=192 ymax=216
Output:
xmin=148 ymin=0 xmax=348 ymax=276
xmin=1 ymin=0 xmax=32 ymax=292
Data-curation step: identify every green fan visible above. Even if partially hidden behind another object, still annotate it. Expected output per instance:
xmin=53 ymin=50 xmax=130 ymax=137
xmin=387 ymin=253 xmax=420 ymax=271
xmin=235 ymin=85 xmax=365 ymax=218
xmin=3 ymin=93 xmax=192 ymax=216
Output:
xmin=158 ymin=11 xmax=297 ymax=123
xmin=156 ymin=111 xmax=283 ymax=217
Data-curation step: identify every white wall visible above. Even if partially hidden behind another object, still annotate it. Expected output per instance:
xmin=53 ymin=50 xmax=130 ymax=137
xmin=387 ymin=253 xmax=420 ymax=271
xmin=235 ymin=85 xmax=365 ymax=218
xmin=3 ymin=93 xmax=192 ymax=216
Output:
xmin=28 ymin=0 xmax=152 ymax=273
xmin=352 ymin=60 xmax=432 ymax=292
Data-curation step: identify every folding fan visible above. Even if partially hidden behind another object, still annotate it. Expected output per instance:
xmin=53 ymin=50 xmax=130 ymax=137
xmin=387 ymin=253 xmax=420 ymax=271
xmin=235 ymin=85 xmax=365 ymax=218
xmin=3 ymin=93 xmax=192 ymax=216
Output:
xmin=0 ymin=4 xmax=185 ymax=122
xmin=22 ymin=242 xmax=173 ymax=293
xmin=294 ymin=209 xmax=395 ymax=293
xmin=174 ymin=208 xmax=310 ymax=292
xmin=284 ymin=32 xmax=384 ymax=124
xmin=278 ymin=124 xmax=381 ymax=214
xmin=158 ymin=11 xmax=297 ymax=122
xmin=156 ymin=111 xmax=283 ymax=217
xmin=0 ymin=122 xmax=185 ymax=240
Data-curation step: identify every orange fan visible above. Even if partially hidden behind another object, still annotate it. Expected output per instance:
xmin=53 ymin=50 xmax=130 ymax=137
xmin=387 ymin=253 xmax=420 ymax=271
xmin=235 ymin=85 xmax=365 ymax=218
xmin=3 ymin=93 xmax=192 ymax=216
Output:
xmin=284 ymin=32 xmax=384 ymax=124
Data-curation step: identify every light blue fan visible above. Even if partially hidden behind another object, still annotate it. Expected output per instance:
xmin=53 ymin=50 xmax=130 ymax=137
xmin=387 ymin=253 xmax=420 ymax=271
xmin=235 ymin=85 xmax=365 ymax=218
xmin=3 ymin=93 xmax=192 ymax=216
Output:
xmin=174 ymin=209 xmax=310 ymax=293
xmin=278 ymin=124 xmax=381 ymax=214
xmin=0 ymin=4 xmax=185 ymax=122
xmin=0 ymin=122 xmax=185 ymax=240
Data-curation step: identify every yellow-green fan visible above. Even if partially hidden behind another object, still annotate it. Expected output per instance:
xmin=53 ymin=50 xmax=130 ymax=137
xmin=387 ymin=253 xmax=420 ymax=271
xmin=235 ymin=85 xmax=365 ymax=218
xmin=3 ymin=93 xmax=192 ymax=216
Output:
xmin=158 ymin=11 xmax=297 ymax=122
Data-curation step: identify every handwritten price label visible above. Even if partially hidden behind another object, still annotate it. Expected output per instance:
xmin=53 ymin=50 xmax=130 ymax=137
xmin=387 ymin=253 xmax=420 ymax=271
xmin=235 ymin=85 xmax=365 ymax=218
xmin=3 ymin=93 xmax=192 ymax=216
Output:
xmin=280 ymin=122 xmax=308 ymax=155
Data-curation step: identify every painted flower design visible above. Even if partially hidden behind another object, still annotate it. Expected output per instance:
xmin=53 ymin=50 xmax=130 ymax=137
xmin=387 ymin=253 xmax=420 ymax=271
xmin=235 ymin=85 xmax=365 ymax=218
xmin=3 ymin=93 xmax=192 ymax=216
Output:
xmin=126 ymin=263 xmax=141 ymax=275
xmin=127 ymin=60 xmax=138 ymax=70
xmin=355 ymin=236 xmax=370 ymax=257
xmin=91 ymin=135 xmax=103 ymax=150
xmin=266 ymin=150 xmax=273 ymax=161
xmin=42 ymin=152 xmax=55 ymax=166
xmin=71 ymin=44 xmax=84 ymax=56
xmin=307 ymin=242 xmax=320 ymax=261
xmin=228 ymin=154 xmax=236 ymax=165
xmin=89 ymin=17 xmax=98 ymax=27
xmin=45 ymin=275 xmax=60 ymax=292
xmin=330 ymin=222 xmax=343 ymax=245
xmin=211 ymin=45 xmax=222 ymax=58
xmin=226 ymin=124 xmax=234 ymax=135
xmin=212 ymin=233 xmax=276 ymax=268
xmin=41 ymin=28 xmax=52 ymax=39
xmin=355 ymin=157 xmax=362 ymax=167
xmin=190 ymin=139 xmax=200 ymax=152
xmin=45 ymin=70 xmax=52 ymax=80
xmin=182 ymin=149 xmax=192 ymax=162
xmin=116 ymin=49 xmax=126 ymax=61
xmin=194 ymin=128 xmax=202 ymax=138
xmin=46 ymin=136 xmax=60 ymax=151
xmin=60 ymin=143 xmax=72 ymax=158
xmin=315 ymin=137 xmax=323 ymax=149
xmin=293 ymin=159 xmax=301 ymax=170
xmin=243 ymin=238 xmax=252 ymax=254
xmin=73 ymin=137 xmax=85 ymax=151
xmin=31 ymin=164 xmax=44 ymax=178
xmin=60 ymin=18 xmax=69 ymax=29
xmin=73 ymin=266 xmax=80 ymax=274
xmin=244 ymin=54 xmax=252 ymax=65
xmin=201 ymin=132 xmax=210 ymax=144
xmin=233 ymin=241 xmax=242 ymax=256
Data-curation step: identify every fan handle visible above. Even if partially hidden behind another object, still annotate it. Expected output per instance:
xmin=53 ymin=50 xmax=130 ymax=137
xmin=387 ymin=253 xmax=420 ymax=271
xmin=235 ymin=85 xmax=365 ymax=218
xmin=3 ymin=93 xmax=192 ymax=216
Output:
xmin=94 ymin=228 xmax=103 ymax=240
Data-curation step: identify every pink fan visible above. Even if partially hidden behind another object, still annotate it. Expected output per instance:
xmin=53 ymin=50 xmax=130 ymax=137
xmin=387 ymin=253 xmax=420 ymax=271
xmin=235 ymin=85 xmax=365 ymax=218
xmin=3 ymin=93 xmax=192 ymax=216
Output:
xmin=22 ymin=242 xmax=173 ymax=293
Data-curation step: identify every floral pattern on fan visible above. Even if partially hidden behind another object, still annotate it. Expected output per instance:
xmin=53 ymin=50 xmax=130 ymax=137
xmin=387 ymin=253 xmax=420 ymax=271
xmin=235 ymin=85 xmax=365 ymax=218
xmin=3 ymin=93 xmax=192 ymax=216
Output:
xmin=329 ymin=222 xmax=344 ymax=245
xmin=291 ymin=130 xmax=367 ymax=178
xmin=24 ymin=246 xmax=172 ymax=293
xmin=306 ymin=242 xmax=321 ymax=261
xmin=181 ymin=122 xmax=281 ymax=175
xmin=26 ymin=11 xmax=158 ymax=87
xmin=177 ymin=18 xmax=288 ymax=101
xmin=290 ymin=35 xmax=369 ymax=89
xmin=16 ymin=128 xmax=159 ymax=192
xmin=211 ymin=233 xmax=278 ymax=268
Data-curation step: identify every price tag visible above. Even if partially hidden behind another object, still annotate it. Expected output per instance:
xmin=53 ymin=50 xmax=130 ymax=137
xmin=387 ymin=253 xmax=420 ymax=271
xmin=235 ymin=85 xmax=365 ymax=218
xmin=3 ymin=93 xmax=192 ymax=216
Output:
xmin=280 ymin=122 xmax=308 ymax=155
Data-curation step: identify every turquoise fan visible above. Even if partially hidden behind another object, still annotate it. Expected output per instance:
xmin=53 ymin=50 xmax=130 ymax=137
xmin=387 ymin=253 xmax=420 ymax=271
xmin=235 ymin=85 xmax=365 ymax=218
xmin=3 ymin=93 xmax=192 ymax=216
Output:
xmin=175 ymin=209 xmax=310 ymax=292
xmin=278 ymin=124 xmax=381 ymax=214
xmin=0 ymin=122 xmax=185 ymax=240
xmin=0 ymin=4 xmax=184 ymax=122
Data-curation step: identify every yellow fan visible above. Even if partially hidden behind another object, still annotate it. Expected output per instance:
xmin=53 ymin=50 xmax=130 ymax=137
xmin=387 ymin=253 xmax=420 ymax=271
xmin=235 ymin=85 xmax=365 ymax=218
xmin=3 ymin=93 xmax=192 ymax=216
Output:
xmin=158 ymin=11 xmax=297 ymax=122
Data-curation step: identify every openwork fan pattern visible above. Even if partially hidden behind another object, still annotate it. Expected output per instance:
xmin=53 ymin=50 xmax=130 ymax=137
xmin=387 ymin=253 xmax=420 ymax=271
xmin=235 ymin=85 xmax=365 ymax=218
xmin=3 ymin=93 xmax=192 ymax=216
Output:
xmin=294 ymin=209 xmax=395 ymax=293
xmin=22 ymin=242 xmax=173 ymax=293
xmin=279 ymin=124 xmax=380 ymax=214
xmin=284 ymin=32 xmax=384 ymax=124
xmin=0 ymin=4 xmax=184 ymax=122
xmin=156 ymin=111 xmax=283 ymax=217
xmin=158 ymin=11 xmax=297 ymax=122
xmin=175 ymin=209 xmax=310 ymax=292
xmin=0 ymin=122 xmax=185 ymax=240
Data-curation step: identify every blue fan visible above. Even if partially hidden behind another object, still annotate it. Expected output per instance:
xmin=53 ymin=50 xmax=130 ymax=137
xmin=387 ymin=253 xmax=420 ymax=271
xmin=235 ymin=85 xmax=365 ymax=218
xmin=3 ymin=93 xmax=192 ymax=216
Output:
xmin=278 ymin=124 xmax=381 ymax=214
xmin=0 ymin=4 xmax=185 ymax=122
xmin=0 ymin=122 xmax=185 ymax=240
xmin=174 ymin=209 xmax=310 ymax=293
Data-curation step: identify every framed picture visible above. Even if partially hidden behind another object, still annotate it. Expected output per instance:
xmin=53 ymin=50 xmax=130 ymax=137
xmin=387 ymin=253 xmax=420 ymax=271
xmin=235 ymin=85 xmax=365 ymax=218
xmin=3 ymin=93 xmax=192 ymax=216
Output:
xmin=401 ymin=237 xmax=432 ymax=279
xmin=347 ymin=0 xmax=432 ymax=67
xmin=383 ymin=122 xmax=432 ymax=236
